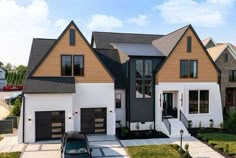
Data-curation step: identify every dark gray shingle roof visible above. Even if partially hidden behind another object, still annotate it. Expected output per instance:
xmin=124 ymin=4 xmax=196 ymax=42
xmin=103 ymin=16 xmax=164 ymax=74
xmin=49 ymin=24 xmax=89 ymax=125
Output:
xmin=92 ymin=32 xmax=163 ymax=49
xmin=23 ymin=77 xmax=75 ymax=93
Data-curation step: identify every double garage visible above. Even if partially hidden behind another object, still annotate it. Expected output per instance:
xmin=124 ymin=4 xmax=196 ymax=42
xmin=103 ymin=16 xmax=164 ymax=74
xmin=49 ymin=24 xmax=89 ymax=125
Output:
xmin=35 ymin=108 xmax=107 ymax=141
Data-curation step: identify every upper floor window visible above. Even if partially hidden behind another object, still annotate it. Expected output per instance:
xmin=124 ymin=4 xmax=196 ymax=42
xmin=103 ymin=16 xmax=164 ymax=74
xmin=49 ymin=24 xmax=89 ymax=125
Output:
xmin=115 ymin=93 xmax=121 ymax=108
xmin=224 ymin=54 xmax=228 ymax=63
xmin=229 ymin=70 xmax=236 ymax=82
xmin=61 ymin=55 xmax=72 ymax=76
xmin=187 ymin=36 xmax=192 ymax=52
xmin=70 ymin=29 xmax=75 ymax=45
xmin=180 ymin=60 xmax=198 ymax=78
xmin=136 ymin=59 xmax=152 ymax=98
xmin=74 ymin=55 xmax=84 ymax=76
xmin=189 ymin=90 xmax=209 ymax=114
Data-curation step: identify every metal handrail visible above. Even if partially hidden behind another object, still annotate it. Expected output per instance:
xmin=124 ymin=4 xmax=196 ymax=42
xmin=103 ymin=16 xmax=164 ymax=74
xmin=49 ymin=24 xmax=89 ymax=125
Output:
xmin=179 ymin=110 xmax=189 ymax=129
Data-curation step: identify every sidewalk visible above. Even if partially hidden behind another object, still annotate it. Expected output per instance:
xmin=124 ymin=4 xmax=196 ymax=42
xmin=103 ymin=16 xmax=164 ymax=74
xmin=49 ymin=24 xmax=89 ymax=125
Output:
xmin=0 ymin=101 xmax=10 ymax=120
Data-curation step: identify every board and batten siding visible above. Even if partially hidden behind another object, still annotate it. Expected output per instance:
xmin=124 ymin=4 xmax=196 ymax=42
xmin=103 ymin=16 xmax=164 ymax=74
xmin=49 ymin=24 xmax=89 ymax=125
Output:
xmin=156 ymin=28 xmax=218 ymax=83
xmin=33 ymin=25 xmax=113 ymax=83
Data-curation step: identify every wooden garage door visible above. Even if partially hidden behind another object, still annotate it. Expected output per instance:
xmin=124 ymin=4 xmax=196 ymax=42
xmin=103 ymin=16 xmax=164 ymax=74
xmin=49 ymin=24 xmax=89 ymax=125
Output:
xmin=35 ymin=111 xmax=65 ymax=141
xmin=81 ymin=108 xmax=106 ymax=134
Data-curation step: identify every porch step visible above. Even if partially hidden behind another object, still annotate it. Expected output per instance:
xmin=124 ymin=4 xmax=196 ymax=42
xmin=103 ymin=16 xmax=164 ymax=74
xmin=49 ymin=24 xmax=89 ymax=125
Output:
xmin=162 ymin=119 xmax=191 ymax=138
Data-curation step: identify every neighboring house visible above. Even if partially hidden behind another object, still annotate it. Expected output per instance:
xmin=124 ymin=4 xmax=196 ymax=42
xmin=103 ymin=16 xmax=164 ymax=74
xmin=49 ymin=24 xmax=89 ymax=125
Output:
xmin=203 ymin=38 xmax=236 ymax=113
xmin=0 ymin=67 xmax=7 ymax=89
xmin=18 ymin=21 xmax=223 ymax=143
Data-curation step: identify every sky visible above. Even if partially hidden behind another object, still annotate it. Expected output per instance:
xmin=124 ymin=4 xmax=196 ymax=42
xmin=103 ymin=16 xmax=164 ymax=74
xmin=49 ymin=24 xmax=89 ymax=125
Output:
xmin=0 ymin=0 xmax=236 ymax=66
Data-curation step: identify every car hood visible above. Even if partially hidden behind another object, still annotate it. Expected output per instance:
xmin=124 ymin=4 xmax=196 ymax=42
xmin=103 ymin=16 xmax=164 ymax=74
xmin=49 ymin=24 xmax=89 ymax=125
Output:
xmin=65 ymin=154 xmax=90 ymax=158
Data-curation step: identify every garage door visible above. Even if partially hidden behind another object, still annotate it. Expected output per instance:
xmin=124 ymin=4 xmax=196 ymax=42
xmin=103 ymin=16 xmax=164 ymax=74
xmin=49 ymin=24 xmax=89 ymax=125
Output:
xmin=35 ymin=111 xmax=65 ymax=141
xmin=81 ymin=108 xmax=106 ymax=134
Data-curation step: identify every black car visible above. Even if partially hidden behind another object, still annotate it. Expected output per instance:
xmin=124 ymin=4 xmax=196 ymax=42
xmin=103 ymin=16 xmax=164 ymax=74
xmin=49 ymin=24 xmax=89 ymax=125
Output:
xmin=61 ymin=132 xmax=92 ymax=158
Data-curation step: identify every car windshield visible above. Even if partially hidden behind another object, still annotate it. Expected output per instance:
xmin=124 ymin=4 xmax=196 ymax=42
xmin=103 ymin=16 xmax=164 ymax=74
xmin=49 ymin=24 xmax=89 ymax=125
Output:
xmin=65 ymin=140 xmax=88 ymax=154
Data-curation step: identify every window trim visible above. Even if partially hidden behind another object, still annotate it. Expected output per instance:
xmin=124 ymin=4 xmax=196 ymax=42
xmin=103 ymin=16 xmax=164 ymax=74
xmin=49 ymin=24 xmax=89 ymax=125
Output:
xmin=189 ymin=90 xmax=210 ymax=114
xmin=61 ymin=55 xmax=72 ymax=76
xmin=187 ymin=36 xmax=192 ymax=52
xmin=73 ymin=55 xmax=84 ymax=76
xmin=180 ymin=60 xmax=189 ymax=78
xmin=69 ymin=29 xmax=75 ymax=46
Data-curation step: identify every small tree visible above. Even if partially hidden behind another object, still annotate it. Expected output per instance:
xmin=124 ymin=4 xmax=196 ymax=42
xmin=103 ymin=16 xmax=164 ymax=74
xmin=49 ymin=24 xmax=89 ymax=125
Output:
xmin=12 ymin=97 xmax=22 ymax=116
xmin=225 ymin=111 xmax=236 ymax=132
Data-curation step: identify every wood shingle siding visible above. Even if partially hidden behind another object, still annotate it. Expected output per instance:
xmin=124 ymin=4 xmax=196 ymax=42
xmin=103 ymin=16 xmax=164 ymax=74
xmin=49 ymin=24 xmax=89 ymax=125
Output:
xmin=156 ymin=28 xmax=218 ymax=83
xmin=33 ymin=25 xmax=113 ymax=83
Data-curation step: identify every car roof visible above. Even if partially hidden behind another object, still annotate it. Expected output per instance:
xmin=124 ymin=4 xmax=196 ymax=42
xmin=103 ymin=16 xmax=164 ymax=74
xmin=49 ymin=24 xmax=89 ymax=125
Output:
xmin=65 ymin=131 xmax=86 ymax=140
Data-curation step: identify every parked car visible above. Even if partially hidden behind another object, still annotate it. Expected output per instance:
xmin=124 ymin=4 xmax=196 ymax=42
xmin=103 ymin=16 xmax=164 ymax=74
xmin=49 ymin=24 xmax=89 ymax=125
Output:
xmin=4 ymin=92 xmax=22 ymax=105
xmin=61 ymin=131 xmax=92 ymax=158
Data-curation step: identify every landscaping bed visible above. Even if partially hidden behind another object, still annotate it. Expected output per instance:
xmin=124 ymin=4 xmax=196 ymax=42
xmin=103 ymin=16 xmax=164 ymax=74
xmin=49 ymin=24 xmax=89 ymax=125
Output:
xmin=116 ymin=128 xmax=168 ymax=140
xmin=0 ymin=152 xmax=21 ymax=158
xmin=197 ymin=132 xmax=236 ymax=158
xmin=127 ymin=144 xmax=191 ymax=158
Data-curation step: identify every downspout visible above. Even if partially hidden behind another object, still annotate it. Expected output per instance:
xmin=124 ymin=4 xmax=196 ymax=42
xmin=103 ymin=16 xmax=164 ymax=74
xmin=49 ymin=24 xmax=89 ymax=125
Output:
xmin=22 ymin=94 xmax=25 ymax=143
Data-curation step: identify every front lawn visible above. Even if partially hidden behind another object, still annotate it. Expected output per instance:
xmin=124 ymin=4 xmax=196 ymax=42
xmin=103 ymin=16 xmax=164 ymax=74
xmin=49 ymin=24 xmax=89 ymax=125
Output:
xmin=0 ymin=152 xmax=21 ymax=158
xmin=127 ymin=144 xmax=181 ymax=158
xmin=198 ymin=133 xmax=236 ymax=157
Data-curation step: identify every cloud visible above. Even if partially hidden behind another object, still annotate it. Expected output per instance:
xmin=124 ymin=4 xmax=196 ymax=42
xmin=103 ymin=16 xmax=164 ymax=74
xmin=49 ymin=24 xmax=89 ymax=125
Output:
xmin=128 ymin=15 xmax=149 ymax=26
xmin=156 ymin=0 xmax=236 ymax=27
xmin=88 ymin=14 xmax=123 ymax=31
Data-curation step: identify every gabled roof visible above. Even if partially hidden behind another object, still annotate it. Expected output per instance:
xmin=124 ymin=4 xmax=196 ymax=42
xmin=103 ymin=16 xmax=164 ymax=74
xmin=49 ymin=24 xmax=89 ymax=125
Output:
xmin=92 ymin=31 xmax=163 ymax=49
xmin=111 ymin=43 xmax=165 ymax=57
xmin=207 ymin=44 xmax=236 ymax=61
xmin=23 ymin=77 xmax=75 ymax=93
xmin=202 ymin=38 xmax=216 ymax=47
xmin=152 ymin=25 xmax=189 ymax=56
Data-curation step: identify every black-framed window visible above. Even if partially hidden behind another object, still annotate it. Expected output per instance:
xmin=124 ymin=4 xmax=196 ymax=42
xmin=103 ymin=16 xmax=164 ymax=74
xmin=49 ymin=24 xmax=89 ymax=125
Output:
xmin=190 ymin=60 xmax=198 ymax=78
xmin=70 ymin=29 xmax=75 ymax=45
xmin=115 ymin=93 xmax=121 ymax=108
xmin=224 ymin=54 xmax=228 ymax=63
xmin=180 ymin=60 xmax=188 ymax=78
xmin=74 ymin=55 xmax=84 ymax=76
xmin=61 ymin=55 xmax=72 ymax=76
xmin=187 ymin=36 xmax=192 ymax=52
xmin=136 ymin=59 xmax=152 ymax=98
xmin=229 ymin=70 xmax=236 ymax=82
xmin=189 ymin=90 xmax=209 ymax=114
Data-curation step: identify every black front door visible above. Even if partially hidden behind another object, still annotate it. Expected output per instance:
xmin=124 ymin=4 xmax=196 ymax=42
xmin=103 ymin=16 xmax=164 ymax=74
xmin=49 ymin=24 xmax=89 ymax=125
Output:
xmin=163 ymin=93 xmax=173 ymax=116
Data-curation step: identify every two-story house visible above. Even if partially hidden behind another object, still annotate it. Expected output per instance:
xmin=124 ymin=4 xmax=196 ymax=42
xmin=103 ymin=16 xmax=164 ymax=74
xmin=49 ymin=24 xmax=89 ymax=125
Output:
xmin=0 ymin=66 xmax=6 ymax=89
xmin=203 ymin=38 xmax=236 ymax=113
xmin=18 ymin=21 xmax=223 ymax=143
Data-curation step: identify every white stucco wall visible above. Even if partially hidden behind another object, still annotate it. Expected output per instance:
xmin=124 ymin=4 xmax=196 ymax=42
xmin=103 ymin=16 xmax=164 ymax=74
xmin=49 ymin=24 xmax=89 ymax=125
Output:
xmin=73 ymin=83 xmax=116 ymax=135
xmin=155 ymin=82 xmax=223 ymax=130
xmin=23 ymin=94 xmax=74 ymax=143
xmin=115 ymin=89 xmax=126 ymax=127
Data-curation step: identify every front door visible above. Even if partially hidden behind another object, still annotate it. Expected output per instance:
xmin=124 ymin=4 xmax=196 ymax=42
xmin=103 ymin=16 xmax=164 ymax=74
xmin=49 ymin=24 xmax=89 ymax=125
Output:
xmin=163 ymin=93 xmax=173 ymax=117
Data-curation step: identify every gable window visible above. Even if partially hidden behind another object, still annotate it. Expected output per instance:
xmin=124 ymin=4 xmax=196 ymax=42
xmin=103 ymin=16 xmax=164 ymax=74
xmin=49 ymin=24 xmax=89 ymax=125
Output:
xmin=180 ymin=60 xmax=188 ymax=78
xmin=74 ymin=55 xmax=84 ymax=76
xmin=69 ymin=29 xmax=75 ymax=45
xmin=61 ymin=55 xmax=72 ymax=76
xmin=115 ymin=93 xmax=121 ymax=108
xmin=187 ymin=36 xmax=192 ymax=52
xmin=136 ymin=59 xmax=152 ymax=98
xmin=190 ymin=60 xmax=198 ymax=78
xmin=189 ymin=90 xmax=209 ymax=114
xmin=229 ymin=70 xmax=236 ymax=82
xmin=224 ymin=54 xmax=228 ymax=62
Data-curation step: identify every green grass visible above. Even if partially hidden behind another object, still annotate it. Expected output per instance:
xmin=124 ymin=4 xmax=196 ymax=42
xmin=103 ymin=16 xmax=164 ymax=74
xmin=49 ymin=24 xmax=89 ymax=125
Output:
xmin=127 ymin=144 xmax=181 ymax=158
xmin=199 ymin=133 xmax=236 ymax=155
xmin=0 ymin=152 xmax=21 ymax=158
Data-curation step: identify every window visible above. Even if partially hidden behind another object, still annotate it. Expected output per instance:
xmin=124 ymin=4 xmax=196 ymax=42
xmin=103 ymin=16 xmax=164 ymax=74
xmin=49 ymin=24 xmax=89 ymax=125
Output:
xmin=70 ymin=29 xmax=75 ymax=45
xmin=115 ymin=93 xmax=121 ymax=108
xmin=180 ymin=60 xmax=188 ymax=78
xmin=74 ymin=55 xmax=84 ymax=76
xmin=61 ymin=55 xmax=72 ymax=76
xmin=224 ymin=54 xmax=228 ymax=62
xmin=187 ymin=36 xmax=192 ymax=52
xmin=136 ymin=59 xmax=152 ymax=98
xmin=190 ymin=60 xmax=198 ymax=78
xmin=189 ymin=90 xmax=209 ymax=114
xmin=229 ymin=70 xmax=236 ymax=82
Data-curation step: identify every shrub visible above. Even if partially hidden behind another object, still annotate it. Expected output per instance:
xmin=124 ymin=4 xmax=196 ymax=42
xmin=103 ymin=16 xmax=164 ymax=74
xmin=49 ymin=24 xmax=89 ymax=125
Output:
xmin=12 ymin=97 xmax=22 ymax=116
xmin=224 ymin=144 xmax=229 ymax=154
xmin=224 ymin=111 xmax=236 ymax=132
xmin=220 ymin=122 xmax=224 ymax=129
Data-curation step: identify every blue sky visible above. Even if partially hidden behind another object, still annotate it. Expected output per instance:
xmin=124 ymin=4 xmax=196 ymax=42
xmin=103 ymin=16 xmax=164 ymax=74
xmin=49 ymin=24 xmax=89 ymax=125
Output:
xmin=0 ymin=0 xmax=236 ymax=66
